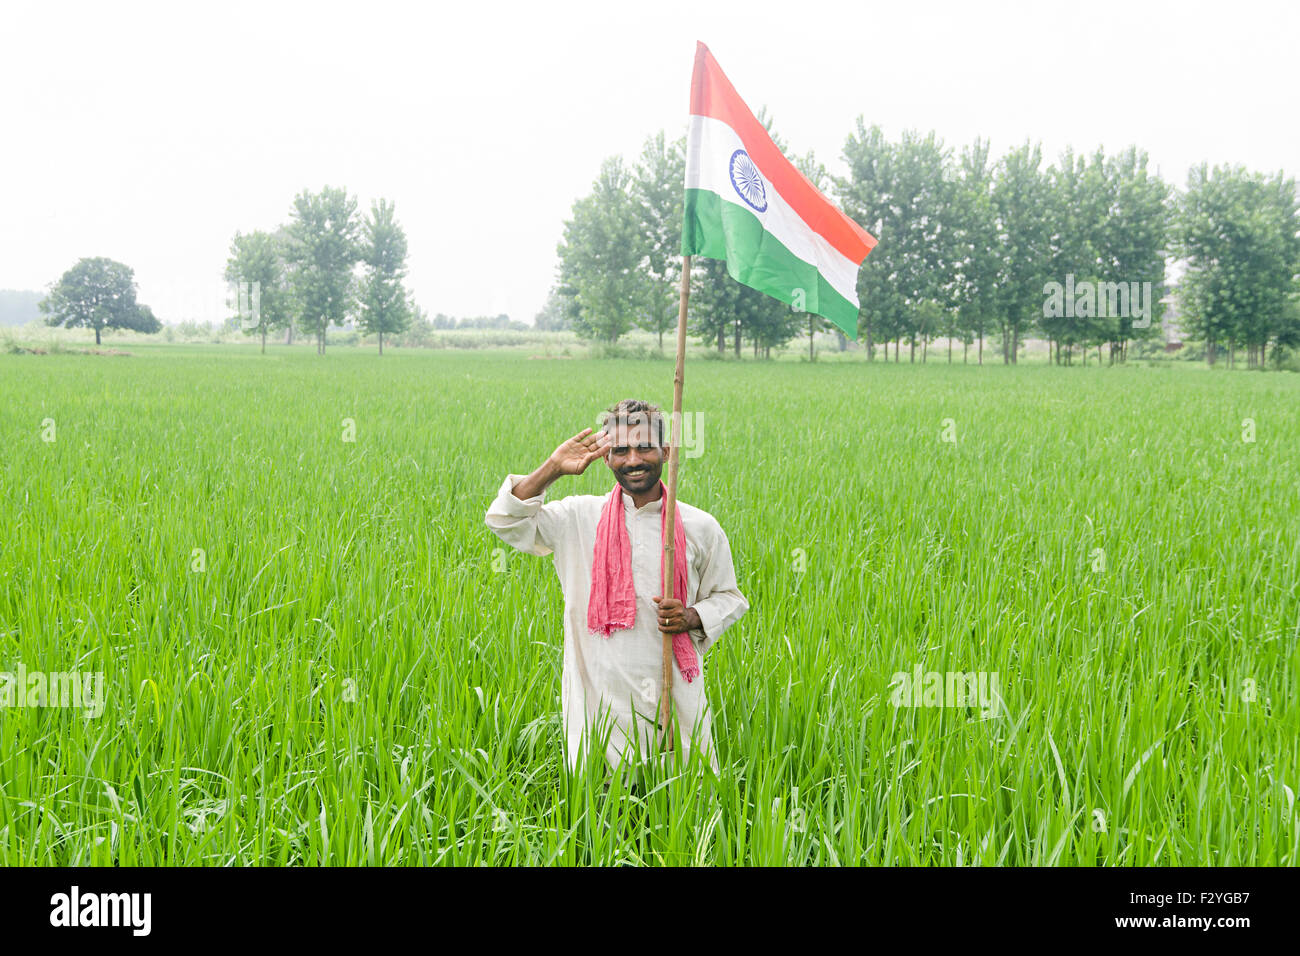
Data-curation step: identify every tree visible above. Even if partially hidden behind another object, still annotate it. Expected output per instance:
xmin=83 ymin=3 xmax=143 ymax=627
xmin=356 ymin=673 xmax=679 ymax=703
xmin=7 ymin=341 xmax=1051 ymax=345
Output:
xmin=40 ymin=257 xmax=157 ymax=345
xmin=1275 ymin=290 xmax=1300 ymax=367
xmin=1173 ymin=164 xmax=1299 ymax=368
xmin=992 ymin=142 xmax=1054 ymax=363
xmin=534 ymin=288 xmax=575 ymax=331
xmin=892 ymin=132 xmax=959 ymax=362
xmin=396 ymin=297 xmax=433 ymax=347
xmin=690 ymin=256 xmax=741 ymax=353
xmin=632 ymin=131 xmax=686 ymax=350
xmin=1043 ymin=147 xmax=1099 ymax=362
xmin=744 ymin=288 xmax=802 ymax=358
xmin=357 ymin=199 xmax=412 ymax=354
xmin=839 ymin=123 xmax=901 ymax=359
xmin=950 ymin=138 xmax=1000 ymax=364
xmin=285 ymin=186 xmax=361 ymax=354
xmin=689 ymin=256 xmax=792 ymax=357
xmin=1095 ymin=147 xmax=1171 ymax=363
xmin=914 ymin=300 xmax=945 ymax=362
xmin=224 ymin=230 xmax=292 ymax=353
xmin=557 ymin=157 xmax=646 ymax=343
xmin=135 ymin=304 xmax=162 ymax=335
xmin=840 ymin=125 xmax=958 ymax=362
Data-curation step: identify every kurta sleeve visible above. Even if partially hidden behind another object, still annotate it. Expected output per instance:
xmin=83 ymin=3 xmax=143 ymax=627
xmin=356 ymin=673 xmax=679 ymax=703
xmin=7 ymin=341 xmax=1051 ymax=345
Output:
xmin=484 ymin=473 xmax=572 ymax=557
xmin=689 ymin=518 xmax=749 ymax=657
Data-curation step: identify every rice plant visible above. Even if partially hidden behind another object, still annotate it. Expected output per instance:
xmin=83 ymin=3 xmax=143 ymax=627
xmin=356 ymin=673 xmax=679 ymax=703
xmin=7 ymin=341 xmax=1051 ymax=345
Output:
xmin=0 ymin=346 xmax=1295 ymax=865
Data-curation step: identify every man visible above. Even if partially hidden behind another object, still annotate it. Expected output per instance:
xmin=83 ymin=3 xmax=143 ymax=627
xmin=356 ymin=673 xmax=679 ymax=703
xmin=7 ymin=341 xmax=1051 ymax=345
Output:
xmin=484 ymin=398 xmax=748 ymax=775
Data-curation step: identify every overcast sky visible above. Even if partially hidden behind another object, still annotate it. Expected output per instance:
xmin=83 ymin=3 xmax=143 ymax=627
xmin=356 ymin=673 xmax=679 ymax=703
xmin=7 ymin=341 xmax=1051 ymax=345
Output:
xmin=2 ymin=0 xmax=1296 ymax=324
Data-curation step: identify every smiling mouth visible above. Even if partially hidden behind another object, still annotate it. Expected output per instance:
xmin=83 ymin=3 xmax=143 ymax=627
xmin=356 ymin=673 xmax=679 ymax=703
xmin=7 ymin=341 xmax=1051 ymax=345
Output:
xmin=623 ymin=470 xmax=650 ymax=480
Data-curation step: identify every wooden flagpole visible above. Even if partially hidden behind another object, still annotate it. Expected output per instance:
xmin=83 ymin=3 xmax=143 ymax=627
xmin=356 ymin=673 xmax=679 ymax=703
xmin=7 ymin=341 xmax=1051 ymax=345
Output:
xmin=658 ymin=253 xmax=691 ymax=752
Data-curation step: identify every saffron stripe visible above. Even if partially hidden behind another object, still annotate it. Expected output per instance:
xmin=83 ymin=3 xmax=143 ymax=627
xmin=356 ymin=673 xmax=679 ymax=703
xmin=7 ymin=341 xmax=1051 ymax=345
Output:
xmin=688 ymin=42 xmax=878 ymax=265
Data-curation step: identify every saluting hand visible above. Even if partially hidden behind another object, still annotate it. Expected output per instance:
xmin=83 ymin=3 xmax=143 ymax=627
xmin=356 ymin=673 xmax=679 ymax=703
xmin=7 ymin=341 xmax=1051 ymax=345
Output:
xmin=549 ymin=427 xmax=611 ymax=476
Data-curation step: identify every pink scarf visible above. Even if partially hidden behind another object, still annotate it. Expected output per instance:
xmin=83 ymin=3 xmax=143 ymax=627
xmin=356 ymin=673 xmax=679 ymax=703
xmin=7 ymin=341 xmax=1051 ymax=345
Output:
xmin=587 ymin=479 xmax=700 ymax=682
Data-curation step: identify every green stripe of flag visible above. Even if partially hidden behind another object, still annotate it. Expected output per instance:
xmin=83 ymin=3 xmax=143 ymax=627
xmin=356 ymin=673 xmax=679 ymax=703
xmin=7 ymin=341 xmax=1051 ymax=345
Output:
xmin=681 ymin=187 xmax=860 ymax=339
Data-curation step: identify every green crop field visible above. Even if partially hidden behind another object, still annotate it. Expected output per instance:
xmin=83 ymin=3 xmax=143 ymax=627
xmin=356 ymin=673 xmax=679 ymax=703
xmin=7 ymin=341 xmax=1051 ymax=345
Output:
xmin=1 ymin=346 xmax=1297 ymax=865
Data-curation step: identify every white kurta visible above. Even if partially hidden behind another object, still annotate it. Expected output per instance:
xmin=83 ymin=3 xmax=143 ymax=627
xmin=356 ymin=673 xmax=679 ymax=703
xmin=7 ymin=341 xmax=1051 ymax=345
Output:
xmin=485 ymin=474 xmax=749 ymax=773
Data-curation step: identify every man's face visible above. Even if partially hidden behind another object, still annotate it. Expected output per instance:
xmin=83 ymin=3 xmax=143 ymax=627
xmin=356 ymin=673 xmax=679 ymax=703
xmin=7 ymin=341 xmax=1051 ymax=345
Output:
xmin=604 ymin=420 xmax=664 ymax=496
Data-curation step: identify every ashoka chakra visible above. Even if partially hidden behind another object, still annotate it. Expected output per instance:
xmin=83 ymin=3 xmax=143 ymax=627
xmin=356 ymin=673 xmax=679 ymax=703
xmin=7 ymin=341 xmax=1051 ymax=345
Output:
xmin=728 ymin=149 xmax=768 ymax=212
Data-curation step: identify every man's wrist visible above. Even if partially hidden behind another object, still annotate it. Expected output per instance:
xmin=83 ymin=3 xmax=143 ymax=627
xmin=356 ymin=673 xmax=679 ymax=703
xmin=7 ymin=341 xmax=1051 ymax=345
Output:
xmin=686 ymin=606 xmax=703 ymax=632
xmin=511 ymin=459 xmax=563 ymax=501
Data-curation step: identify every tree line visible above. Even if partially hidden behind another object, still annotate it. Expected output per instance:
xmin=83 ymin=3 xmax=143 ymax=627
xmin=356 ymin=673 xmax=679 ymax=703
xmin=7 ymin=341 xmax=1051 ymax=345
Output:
xmin=35 ymin=141 xmax=1297 ymax=367
xmin=553 ymin=122 xmax=1300 ymax=367
xmin=224 ymin=186 xmax=415 ymax=354
xmin=37 ymin=187 xmax=420 ymax=354
xmin=550 ymin=121 xmax=839 ymax=361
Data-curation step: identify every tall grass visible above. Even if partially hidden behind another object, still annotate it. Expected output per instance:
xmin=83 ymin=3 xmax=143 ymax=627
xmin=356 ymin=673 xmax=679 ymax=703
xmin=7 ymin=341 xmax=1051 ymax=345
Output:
xmin=0 ymin=347 xmax=1295 ymax=864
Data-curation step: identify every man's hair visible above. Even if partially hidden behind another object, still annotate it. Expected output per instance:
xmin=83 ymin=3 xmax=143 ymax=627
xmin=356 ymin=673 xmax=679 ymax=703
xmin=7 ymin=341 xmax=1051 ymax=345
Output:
xmin=600 ymin=398 xmax=666 ymax=446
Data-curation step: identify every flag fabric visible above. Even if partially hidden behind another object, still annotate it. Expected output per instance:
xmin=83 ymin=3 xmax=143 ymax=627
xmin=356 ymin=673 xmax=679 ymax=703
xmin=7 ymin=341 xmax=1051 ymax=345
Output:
xmin=682 ymin=41 xmax=878 ymax=339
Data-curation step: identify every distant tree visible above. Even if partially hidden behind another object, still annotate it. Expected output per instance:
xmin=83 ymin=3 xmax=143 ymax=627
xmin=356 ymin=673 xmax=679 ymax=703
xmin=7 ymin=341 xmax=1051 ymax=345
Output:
xmin=950 ymin=138 xmax=1000 ymax=364
xmin=937 ymin=301 xmax=967 ymax=362
xmin=633 ymin=131 xmax=686 ymax=350
xmin=1095 ymin=147 xmax=1171 ymax=363
xmin=176 ymin=319 xmax=213 ymax=341
xmin=840 ymin=125 xmax=957 ymax=362
xmin=224 ymin=230 xmax=291 ymax=353
xmin=135 ymin=303 xmax=162 ymax=335
xmin=1173 ymin=164 xmax=1299 ymax=368
xmin=743 ymin=284 xmax=801 ymax=358
xmin=557 ymin=157 xmax=646 ymax=343
xmin=893 ymin=131 xmax=959 ymax=362
xmin=1275 ymin=290 xmax=1300 ymax=367
xmin=690 ymin=257 xmax=739 ymax=352
xmin=914 ymin=300 xmax=945 ymax=362
xmin=285 ymin=186 xmax=361 ymax=354
xmin=839 ymin=123 xmax=901 ymax=359
xmin=681 ymin=259 xmax=788 ymax=359
xmin=1043 ymin=147 xmax=1100 ymax=362
xmin=992 ymin=142 xmax=1054 ymax=363
xmin=357 ymin=199 xmax=412 ymax=354
xmin=40 ymin=257 xmax=157 ymax=345
xmin=397 ymin=299 xmax=433 ymax=347
xmin=534 ymin=288 xmax=574 ymax=331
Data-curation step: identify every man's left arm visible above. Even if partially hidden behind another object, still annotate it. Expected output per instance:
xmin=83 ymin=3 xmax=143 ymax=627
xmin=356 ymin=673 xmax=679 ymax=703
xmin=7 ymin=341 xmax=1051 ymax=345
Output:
xmin=686 ymin=520 xmax=749 ymax=657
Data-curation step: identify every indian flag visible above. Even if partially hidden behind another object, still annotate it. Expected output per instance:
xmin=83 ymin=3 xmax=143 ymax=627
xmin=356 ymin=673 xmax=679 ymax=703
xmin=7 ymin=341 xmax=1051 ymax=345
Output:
xmin=682 ymin=42 xmax=878 ymax=339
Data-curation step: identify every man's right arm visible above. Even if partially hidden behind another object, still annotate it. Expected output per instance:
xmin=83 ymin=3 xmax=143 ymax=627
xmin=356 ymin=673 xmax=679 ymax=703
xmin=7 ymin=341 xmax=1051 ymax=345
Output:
xmin=509 ymin=457 xmax=564 ymax=502
xmin=483 ymin=427 xmax=610 ymax=557
xmin=484 ymin=469 xmax=569 ymax=557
